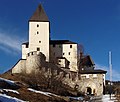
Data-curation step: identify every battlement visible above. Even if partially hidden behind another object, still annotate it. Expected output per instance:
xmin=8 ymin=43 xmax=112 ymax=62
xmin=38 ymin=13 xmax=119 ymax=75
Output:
xmin=27 ymin=51 xmax=41 ymax=57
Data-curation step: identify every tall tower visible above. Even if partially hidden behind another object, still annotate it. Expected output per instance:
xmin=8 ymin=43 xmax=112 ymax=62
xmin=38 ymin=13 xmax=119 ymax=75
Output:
xmin=29 ymin=4 xmax=50 ymax=61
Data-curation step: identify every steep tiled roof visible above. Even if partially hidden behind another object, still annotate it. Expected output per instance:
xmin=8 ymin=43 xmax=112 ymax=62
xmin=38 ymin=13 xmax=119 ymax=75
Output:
xmin=29 ymin=4 xmax=49 ymax=22
xmin=50 ymin=40 xmax=77 ymax=44
xmin=80 ymin=55 xmax=94 ymax=66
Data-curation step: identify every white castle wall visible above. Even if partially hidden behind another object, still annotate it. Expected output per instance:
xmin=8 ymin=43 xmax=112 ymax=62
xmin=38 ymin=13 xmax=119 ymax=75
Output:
xmin=22 ymin=44 xmax=29 ymax=59
xmin=29 ymin=22 xmax=50 ymax=61
xmin=63 ymin=44 xmax=78 ymax=71
xmin=26 ymin=51 xmax=46 ymax=74
xmin=50 ymin=43 xmax=78 ymax=71
xmin=12 ymin=60 xmax=26 ymax=73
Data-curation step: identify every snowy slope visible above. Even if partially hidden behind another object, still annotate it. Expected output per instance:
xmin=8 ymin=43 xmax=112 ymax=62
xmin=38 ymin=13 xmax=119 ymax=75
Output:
xmin=0 ymin=78 xmax=15 ymax=85
xmin=0 ymin=94 xmax=26 ymax=102
xmin=28 ymin=88 xmax=59 ymax=97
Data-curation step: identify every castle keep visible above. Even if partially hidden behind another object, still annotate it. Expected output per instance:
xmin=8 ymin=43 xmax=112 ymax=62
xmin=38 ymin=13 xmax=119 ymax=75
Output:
xmin=12 ymin=4 xmax=107 ymax=96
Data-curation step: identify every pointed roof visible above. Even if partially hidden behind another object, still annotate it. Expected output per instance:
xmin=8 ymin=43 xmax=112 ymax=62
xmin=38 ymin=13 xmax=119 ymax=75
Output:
xmin=29 ymin=4 xmax=49 ymax=22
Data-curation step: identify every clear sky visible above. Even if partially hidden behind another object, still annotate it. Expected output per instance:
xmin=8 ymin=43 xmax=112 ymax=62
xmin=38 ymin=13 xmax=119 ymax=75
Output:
xmin=0 ymin=0 xmax=120 ymax=81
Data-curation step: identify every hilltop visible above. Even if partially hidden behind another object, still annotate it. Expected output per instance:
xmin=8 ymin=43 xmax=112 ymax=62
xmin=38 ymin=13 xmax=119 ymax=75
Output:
xmin=0 ymin=71 xmax=90 ymax=102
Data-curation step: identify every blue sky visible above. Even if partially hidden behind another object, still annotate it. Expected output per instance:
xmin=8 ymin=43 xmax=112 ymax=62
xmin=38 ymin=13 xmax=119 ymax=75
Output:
xmin=0 ymin=0 xmax=120 ymax=81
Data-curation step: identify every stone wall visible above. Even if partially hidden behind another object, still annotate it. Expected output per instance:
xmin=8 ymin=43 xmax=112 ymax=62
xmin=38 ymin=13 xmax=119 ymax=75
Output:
xmin=12 ymin=59 xmax=26 ymax=74
xmin=26 ymin=51 xmax=46 ymax=74
xmin=77 ymin=74 xmax=104 ymax=96
xmin=12 ymin=51 xmax=104 ymax=96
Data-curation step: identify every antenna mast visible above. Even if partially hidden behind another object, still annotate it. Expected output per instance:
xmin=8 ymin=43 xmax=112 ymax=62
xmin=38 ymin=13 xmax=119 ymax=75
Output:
xmin=109 ymin=51 xmax=112 ymax=96
xmin=109 ymin=51 xmax=112 ymax=83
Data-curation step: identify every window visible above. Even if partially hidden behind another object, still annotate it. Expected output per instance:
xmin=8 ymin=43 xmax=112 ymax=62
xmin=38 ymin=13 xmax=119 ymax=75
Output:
xmin=53 ymin=44 xmax=56 ymax=47
xmin=26 ymin=44 xmax=29 ymax=48
xmin=58 ymin=60 xmax=61 ymax=62
xmin=39 ymin=41 xmax=41 ymax=43
xmin=70 ymin=45 xmax=72 ymax=48
xmin=28 ymin=53 xmax=30 ymax=56
xmin=31 ymin=52 xmax=33 ymax=55
xmin=37 ymin=47 xmax=40 ymax=51
xmin=68 ymin=52 xmax=70 ymax=55
xmin=37 ymin=24 xmax=39 ymax=27
xmin=37 ymin=31 xmax=39 ymax=34
xmin=63 ymin=53 xmax=65 ymax=55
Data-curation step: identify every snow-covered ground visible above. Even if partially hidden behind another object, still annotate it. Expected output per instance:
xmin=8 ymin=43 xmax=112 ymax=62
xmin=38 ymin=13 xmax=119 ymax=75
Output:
xmin=101 ymin=94 xmax=117 ymax=102
xmin=91 ymin=94 xmax=117 ymax=102
xmin=2 ymin=89 xmax=19 ymax=94
xmin=0 ymin=78 xmax=15 ymax=85
xmin=0 ymin=94 xmax=26 ymax=102
xmin=28 ymin=88 xmax=59 ymax=97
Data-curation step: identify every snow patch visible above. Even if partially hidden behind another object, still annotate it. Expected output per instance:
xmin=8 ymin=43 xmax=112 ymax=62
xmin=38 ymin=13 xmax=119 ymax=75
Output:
xmin=102 ymin=94 xmax=117 ymax=102
xmin=28 ymin=88 xmax=50 ymax=97
xmin=3 ymin=89 xmax=19 ymax=94
xmin=0 ymin=93 xmax=26 ymax=102
xmin=28 ymin=88 xmax=59 ymax=97
xmin=0 ymin=78 xmax=15 ymax=85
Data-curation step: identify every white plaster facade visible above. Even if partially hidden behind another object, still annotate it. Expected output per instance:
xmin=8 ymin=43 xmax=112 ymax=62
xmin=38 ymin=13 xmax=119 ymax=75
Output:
xmin=63 ymin=44 xmax=77 ymax=71
xmin=22 ymin=4 xmax=50 ymax=61
xmin=29 ymin=22 xmax=50 ymax=61
xmin=22 ymin=43 xmax=29 ymax=59
xmin=50 ymin=43 xmax=78 ymax=71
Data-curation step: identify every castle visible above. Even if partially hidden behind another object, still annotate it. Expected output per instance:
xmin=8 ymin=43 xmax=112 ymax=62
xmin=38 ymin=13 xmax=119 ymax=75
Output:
xmin=12 ymin=4 xmax=107 ymax=96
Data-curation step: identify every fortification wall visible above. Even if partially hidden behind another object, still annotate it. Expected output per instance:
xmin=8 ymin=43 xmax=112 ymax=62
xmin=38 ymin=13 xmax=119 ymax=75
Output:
xmin=11 ymin=51 xmax=104 ymax=96
xmin=12 ymin=59 xmax=26 ymax=73
xmin=77 ymin=74 xmax=104 ymax=96
xmin=26 ymin=51 xmax=46 ymax=74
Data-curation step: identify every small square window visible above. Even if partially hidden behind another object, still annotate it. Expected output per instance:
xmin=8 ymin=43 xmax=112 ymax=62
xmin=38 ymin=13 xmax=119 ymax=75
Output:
xmin=58 ymin=60 xmax=61 ymax=62
xmin=39 ymin=41 xmax=41 ymax=43
xmin=26 ymin=44 xmax=29 ymax=48
xmin=68 ymin=52 xmax=70 ymax=55
xmin=37 ymin=48 xmax=40 ymax=51
xmin=37 ymin=31 xmax=39 ymax=34
xmin=63 ymin=53 xmax=65 ymax=55
xmin=37 ymin=24 xmax=39 ymax=27
xmin=70 ymin=45 xmax=72 ymax=48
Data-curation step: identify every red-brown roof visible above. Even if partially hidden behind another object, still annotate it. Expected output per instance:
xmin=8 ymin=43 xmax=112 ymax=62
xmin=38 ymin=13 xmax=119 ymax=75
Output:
xmin=29 ymin=4 xmax=49 ymax=22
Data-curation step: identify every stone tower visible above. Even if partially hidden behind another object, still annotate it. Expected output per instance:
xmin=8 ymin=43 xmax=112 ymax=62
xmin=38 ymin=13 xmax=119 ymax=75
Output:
xmin=29 ymin=4 xmax=50 ymax=61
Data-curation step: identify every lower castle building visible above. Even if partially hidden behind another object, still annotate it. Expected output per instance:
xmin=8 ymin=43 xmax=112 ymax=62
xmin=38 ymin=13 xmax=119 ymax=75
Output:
xmin=12 ymin=4 xmax=107 ymax=96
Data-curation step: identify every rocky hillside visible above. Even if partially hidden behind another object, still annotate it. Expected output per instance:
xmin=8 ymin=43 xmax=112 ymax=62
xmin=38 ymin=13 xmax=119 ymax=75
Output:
xmin=0 ymin=72 xmax=89 ymax=102
xmin=0 ymin=75 xmax=69 ymax=102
